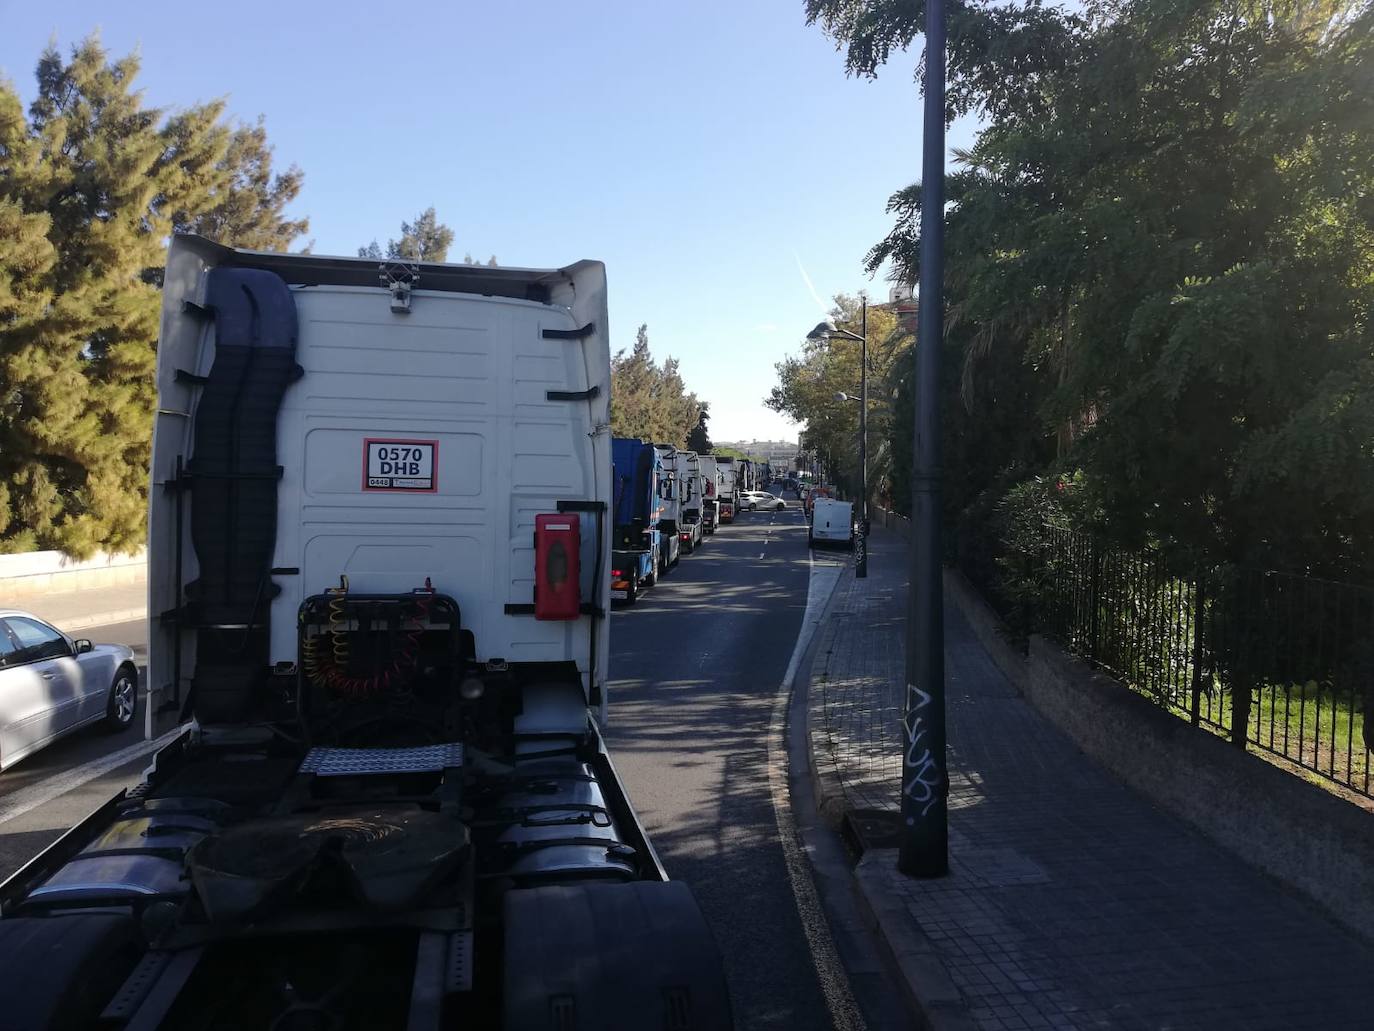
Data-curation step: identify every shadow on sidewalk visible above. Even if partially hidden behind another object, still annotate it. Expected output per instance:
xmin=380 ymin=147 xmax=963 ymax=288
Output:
xmin=809 ymin=526 xmax=1374 ymax=1031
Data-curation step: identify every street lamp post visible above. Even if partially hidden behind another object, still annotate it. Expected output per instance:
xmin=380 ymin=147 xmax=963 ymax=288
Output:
xmin=899 ymin=0 xmax=950 ymax=878
xmin=808 ymin=295 xmax=869 ymax=579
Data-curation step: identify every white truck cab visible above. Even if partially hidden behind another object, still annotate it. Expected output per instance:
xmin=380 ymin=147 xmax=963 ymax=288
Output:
xmin=716 ymin=457 xmax=737 ymax=524
xmin=698 ymin=455 xmax=720 ymax=534
xmin=676 ymin=450 xmax=705 ymax=553
xmin=654 ymin=444 xmax=683 ymax=571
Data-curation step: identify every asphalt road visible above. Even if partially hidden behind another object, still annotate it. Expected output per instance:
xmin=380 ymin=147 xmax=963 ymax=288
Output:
xmin=0 ymin=619 xmax=152 ymax=877
xmin=604 ymin=496 xmax=842 ymax=1031
xmin=0 ymin=496 xmax=863 ymax=1030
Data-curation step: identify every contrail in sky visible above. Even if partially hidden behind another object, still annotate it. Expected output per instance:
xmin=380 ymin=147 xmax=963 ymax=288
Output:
xmin=792 ymin=251 xmax=829 ymax=314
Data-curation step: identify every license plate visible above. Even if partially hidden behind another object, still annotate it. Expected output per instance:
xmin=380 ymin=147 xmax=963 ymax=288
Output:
xmin=611 ymin=589 xmax=628 ymax=600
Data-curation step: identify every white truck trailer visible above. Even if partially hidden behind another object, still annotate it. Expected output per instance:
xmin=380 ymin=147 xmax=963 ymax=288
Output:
xmin=0 ymin=237 xmax=731 ymax=1030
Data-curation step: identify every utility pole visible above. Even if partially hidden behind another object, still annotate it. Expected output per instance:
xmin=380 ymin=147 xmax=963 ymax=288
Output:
xmin=807 ymin=299 xmax=869 ymax=578
xmin=899 ymin=0 xmax=949 ymax=877
xmin=857 ymin=296 xmax=869 ymax=578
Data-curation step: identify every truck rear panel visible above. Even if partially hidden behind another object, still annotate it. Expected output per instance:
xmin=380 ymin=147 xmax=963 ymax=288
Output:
xmin=149 ymin=237 xmax=612 ymax=725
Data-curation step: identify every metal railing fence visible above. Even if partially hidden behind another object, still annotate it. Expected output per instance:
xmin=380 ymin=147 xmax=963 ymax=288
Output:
xmin=960 ymin=524 xmax=1374 ymax=798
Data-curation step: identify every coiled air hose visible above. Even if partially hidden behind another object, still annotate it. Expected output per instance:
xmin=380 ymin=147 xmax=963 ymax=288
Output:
xmin=306 ymin=575 xmax=435 ymax=697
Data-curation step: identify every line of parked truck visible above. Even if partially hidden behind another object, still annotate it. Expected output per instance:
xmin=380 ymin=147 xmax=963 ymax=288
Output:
xmin=609 ymin=439 xmax=757 ymax=604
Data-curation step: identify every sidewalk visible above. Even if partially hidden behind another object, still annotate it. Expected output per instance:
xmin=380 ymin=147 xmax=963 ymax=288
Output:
xmin=8 ymin=578 xmax=147 ymax=633
xmin=809 ymin=527 xmax=1374 ymax=1030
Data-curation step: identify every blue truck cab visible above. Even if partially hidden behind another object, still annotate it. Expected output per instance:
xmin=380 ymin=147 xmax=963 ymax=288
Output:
xmin=611 ymin=437 xmax=663 ymax=604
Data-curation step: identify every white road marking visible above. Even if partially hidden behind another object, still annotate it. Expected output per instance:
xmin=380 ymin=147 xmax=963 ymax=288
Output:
xmin=0 ymin=727 xmax=184 ymax=827
xmin=768 ymin=547 xmax=863 ymax=1030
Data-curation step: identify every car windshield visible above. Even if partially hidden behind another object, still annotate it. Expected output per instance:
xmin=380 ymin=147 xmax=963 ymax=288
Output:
xmin=2 ymin=616 xmax=70 ymax=662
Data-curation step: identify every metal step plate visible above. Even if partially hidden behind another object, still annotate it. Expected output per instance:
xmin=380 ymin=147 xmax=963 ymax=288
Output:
xmin=299 ymin=744 xmax=464 ymax=777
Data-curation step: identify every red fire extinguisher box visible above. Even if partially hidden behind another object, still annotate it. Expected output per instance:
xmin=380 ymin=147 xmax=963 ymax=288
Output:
xmin=534 ymin=513 xmax=581 ymax=620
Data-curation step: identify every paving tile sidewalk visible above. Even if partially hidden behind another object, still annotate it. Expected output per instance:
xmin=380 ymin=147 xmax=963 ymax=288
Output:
xmin=7 ymin=578 xmax=147 ymax=632
xmin=810 ymin=526 xmax=1374 ymax=1030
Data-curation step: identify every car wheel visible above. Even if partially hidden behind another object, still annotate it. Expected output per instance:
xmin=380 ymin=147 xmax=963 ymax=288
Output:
xmin=625 ymin=579 xmax=638 ymax=606
xmin=646 ymin=562 xmax=658 ymax=588
xmin=104 ymin=666 xmax=138 ymax=731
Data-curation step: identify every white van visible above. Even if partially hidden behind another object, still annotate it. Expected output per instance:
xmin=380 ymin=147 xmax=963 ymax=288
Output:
xmin=809 ymin=498 xmax=854 ymax=549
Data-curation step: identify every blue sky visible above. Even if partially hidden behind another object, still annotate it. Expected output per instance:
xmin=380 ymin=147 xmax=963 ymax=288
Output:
xmin=0 ymin=0 xmax=974 ymax=442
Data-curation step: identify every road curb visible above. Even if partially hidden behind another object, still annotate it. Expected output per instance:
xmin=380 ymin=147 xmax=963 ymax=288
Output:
xmin=805 ymin=590 xmax=851 ymax=831
xmin=851 ymin=852 xmax=979 ymax=1031
xmin=57 ymin=607 xmax=147 ymax=633
xmin=799 ymin=550 xmax=978 ymax=1031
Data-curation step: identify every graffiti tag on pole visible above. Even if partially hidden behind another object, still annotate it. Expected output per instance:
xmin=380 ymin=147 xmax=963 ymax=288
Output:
xmin=903 ymin=682 xmax=941 ymax=822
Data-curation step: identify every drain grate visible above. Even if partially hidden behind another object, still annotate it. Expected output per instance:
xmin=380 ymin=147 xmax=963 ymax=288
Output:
xmin=841 ymin=808 xmax=906 ymax=854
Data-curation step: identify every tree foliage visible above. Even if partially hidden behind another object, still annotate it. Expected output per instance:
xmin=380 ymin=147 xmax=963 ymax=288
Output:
xmin=610 ymin=324 xmax=704 ymax=447
xmin=175 ymin=118 xmax=307 ymax=250
xmin=0 ymin=37 xmax=309 ymax=556
xmin=817 ymin=0 xmax=1374 ymax=576
xmin=359 ymin=207 xmax=455 ymax=262
xmin=686 ymin=403 xmax=713 ymax=452
xmin=766 ymin=295 xmax=911 ymax=503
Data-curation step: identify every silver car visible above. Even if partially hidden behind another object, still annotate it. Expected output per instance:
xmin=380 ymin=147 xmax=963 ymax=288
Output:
xmin=0 ymin=610 xmax=138 ymax=769
xmin=740 ymin=490 xmax=786 ymax=512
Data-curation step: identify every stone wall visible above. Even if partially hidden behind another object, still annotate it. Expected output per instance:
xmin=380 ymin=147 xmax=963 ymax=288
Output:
xmin=0 ymin=549 xmax=146 ymax=598
xmin=945 ymin=562 xmax=1374 ymax=942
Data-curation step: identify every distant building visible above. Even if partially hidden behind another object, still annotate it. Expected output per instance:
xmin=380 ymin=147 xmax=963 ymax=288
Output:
xmin=715 ymin=439 xmax=800 ymax=468
xmin=875 ymin=283 xmax=918 ymax=334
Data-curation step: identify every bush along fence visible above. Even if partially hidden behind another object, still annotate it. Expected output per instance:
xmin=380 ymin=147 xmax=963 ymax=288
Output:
xmin=961 ymin=524 xmax=1374 ymax=800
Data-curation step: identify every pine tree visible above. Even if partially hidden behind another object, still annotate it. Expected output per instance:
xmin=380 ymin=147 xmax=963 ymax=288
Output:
xmin=360 ymin=209 xmax=455 ymax=262
xmin=609 ymin=324 xmax=704 ymax=447
xmin=0 ymin=82 xmax=58 ymax=552
xmin=174 ymin=118 xmax=307 ymax=251
xmin=389 ymin=208 xmax=454 ymax=262
xmin=0 ymin=38 xmax=309 ymax=557
xmin=686 ymin=404 xmax=712 ymax=453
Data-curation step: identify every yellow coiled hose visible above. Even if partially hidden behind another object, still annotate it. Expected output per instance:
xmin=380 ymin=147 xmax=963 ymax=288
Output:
xmin=303 ymin=576 xmax=351 ymax=691
xmin=305 ymin=574 xmax=432 ymax=697
xmin=329 ymin=575 xmax=350 ymax=671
